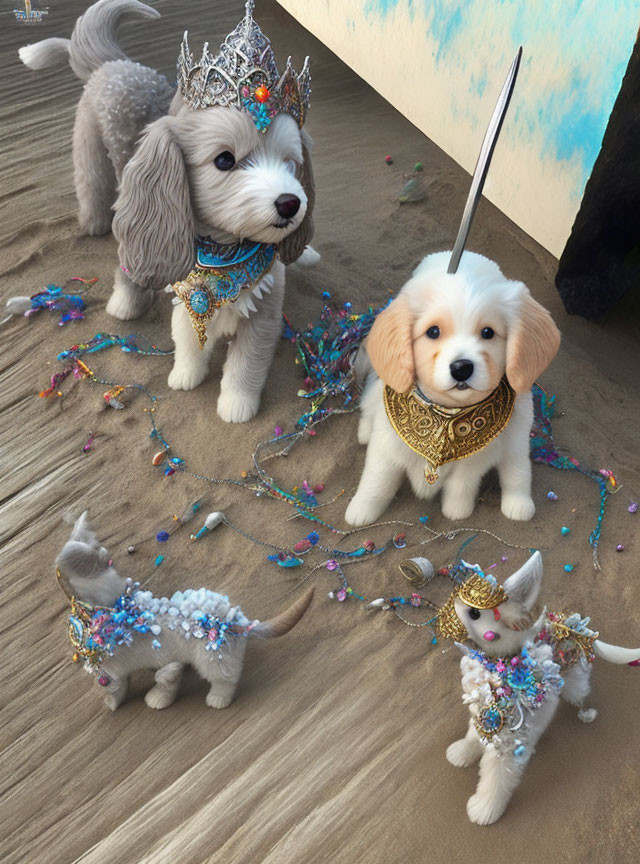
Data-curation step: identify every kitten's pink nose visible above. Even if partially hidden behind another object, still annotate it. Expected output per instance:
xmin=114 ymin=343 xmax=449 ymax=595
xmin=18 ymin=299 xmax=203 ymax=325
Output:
xmin=483 ymin=630 xmax=499 ymax=641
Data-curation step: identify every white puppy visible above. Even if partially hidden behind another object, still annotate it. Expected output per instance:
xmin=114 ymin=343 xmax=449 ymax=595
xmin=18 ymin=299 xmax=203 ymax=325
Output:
xmin=56 ymin=513 xmax=314 ymax=711
xmin=442 ymin=551 xmax=640 ymax=824
xmin=345 ymin=252 xmax=560 ymax=525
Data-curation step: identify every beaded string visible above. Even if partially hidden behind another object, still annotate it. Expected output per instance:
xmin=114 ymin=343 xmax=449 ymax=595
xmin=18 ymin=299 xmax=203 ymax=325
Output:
xmin=39 ymin=303 xmax=625 ymax=572
xmin=530 ymin=385 xmax=618 ymax=570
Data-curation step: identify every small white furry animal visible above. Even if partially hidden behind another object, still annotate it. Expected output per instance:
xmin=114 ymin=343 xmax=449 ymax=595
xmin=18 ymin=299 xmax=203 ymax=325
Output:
xmin=444 ymin=551 xmax=640 ymax=825
xmin=20 ymin=0 xmax=316 ymax=421
xmin=56 ymin=513 xmax=314 ymax=711
xmin=345 ymin=251 xmax=560 ymax=525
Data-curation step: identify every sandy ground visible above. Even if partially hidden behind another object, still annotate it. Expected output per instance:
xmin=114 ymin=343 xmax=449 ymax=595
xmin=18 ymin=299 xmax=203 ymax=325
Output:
xmin=1 ymin=2 xmax=639 ymax=862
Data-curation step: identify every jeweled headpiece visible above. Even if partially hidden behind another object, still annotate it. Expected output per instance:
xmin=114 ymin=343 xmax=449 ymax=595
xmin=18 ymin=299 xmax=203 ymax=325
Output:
xmin=436 ymin=562 xmax=508 ymax=641
xmin=177 ymin=0 xmax=311 ymax=132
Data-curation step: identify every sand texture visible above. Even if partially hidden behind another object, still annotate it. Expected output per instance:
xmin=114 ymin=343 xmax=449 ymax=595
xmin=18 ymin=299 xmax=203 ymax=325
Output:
xmin=1 ymin=2 xmax=639 ymax=862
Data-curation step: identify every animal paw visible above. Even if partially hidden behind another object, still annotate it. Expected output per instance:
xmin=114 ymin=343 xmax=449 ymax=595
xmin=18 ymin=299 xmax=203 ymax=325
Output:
xmin=78 ymin=210 xmax=113 ymax=237
xmin=217 ymin=389 xmax=260 ymax=423
xmin=578 ymin=708 xmax=597 ymax=723
xmin=145 ymin=686 xmax=178 ymax=710
xmin=466 ymin=792 xmax=508 ymax=826
xmin=206 ymin=690 xmax=234 ymax=709
xmin=441 ymin=495 xmax=476 ymax=521
xmin=344 ymin=495 xmax=385 ymax=527
xmin=105 ymin=286 xmax=153 ymax=320
xmin=446 ymin=739 xmax=482 ymax=768
xmin=103 ymin=692 xmax=124 ymax=712
xmin=501 ymin=493 xmax=535 ymax=521
xmin=168 ymin=361 xmax=209 ymax=391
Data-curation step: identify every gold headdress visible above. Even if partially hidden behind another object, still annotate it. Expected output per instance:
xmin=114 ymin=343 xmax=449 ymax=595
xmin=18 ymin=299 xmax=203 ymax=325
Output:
xmin=436 ymin=564 xmax=508 ymax=641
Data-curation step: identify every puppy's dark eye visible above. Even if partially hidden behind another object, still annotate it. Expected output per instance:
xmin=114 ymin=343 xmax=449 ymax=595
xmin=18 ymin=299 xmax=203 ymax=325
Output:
xmin=481 ymin=327 xmax=495 ymax=340
xmin=214 ymin=151 xmax=236 ymax=171
xmin=468 ymin=608 xmax=481 ymax=620
xmin=426 ymin=326 xmax=440 ymax=339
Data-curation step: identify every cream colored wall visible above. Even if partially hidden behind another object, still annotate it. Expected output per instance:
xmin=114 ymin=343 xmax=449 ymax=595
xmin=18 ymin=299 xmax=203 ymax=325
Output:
xmin=276 ymin=0 xmax=638 ymax=258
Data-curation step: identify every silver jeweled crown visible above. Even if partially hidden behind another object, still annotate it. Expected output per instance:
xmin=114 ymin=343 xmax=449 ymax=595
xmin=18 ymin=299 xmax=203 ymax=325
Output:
xmin=176 ymin=0 xmax=311 ymax=133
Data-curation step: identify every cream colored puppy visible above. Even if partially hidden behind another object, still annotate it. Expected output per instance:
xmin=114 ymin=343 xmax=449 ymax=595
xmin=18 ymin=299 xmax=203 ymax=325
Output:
xmin=345 ymin=252 xmax=560 ymax=525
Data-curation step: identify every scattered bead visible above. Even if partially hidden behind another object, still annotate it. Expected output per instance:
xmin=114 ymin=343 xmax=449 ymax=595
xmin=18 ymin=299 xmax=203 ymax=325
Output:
xmin=154 ymin=555 xmax=165 ymax=567
xmin=336 ymin=588 xmax=347 ymax=602
xmin=563 ymin=564 xmax=574 ymax=573
xmin=156 ymin=531 xmax=170 ymax=543
xmin=384 ymin=154 xmax=393 ymax=164
xmin=127 ymin=545 xmax=136 ymax=554
xmin=629 ymin=501 xmax=638 ymax=514
xmin=547 ymin=491 xmax=558 ymax=501
xmin=97 ymin=675 xmax=110 ymax=687
xmin=152 ymin=451 xmax=166 ymax=466
xmin=616 ymin=544 xmax=624 ymax=552
xmin=500 ymin=555 xmax=508 ymax=562
xmin=313 ymin=483 xmax=325 ymax=493
xmin=274 ymin=426 xmax=283 ymax=437
xmin=419 ymin=515 xmax=429 ymax=524
xmin=164 ymin=467 xmax=175 ymax=476
xmin=393 ymin=532 xmax=407 ymax=549
xmin=561 ymin=526 xmax=570 ymax=536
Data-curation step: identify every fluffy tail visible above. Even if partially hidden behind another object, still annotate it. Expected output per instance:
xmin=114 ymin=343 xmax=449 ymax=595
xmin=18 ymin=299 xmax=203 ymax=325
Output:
xmin=250 ymin=588 xmax=315 ymax=638
xmin=593 ymin=639 xmax=640 ymax=666
xmin=19 ymin=0 xmax=160 ymax=82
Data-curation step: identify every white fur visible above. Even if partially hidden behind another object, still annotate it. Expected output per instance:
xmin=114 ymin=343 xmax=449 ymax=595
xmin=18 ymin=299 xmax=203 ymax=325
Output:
xmin=56 ymin=513 xmax=313 ymax=710
xmin=445 ymin=552 xmax=626 ymax=825
xmin=346 ymin=252 xmax=539 ymax=525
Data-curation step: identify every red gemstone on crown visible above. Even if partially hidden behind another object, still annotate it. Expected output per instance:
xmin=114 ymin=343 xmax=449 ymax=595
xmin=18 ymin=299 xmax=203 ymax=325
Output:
xmin=254 ymin=85 xmax=270 ymax=103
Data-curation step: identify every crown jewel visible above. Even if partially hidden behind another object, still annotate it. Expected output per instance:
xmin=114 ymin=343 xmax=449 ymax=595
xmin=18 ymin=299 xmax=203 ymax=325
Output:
xmin=177 ymin=1 xmax=311 ymax=132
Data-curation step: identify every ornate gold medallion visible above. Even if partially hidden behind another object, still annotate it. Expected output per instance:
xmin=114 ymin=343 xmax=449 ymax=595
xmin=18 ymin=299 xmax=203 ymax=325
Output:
xmin=383 ymin=377 xmax=516 ymax=483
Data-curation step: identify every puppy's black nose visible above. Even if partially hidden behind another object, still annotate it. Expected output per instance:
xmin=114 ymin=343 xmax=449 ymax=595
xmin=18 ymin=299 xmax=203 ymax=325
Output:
xmin=450 ymin=359 xmax=474 ymax=381
xmin=275 ymin=194 xmax=300 ymax=220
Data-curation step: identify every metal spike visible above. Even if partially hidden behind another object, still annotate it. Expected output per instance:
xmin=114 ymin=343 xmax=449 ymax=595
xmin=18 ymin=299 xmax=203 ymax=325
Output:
xmin=447 ymin=47 xmax=522 ymax=275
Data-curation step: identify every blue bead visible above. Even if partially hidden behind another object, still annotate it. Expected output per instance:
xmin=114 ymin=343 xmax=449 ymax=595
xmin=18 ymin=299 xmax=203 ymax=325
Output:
xmin=189 ymin=290 xmax=210 ymax=315
xmin=561 ymin=526 xmax=570 ymax=536
xmin=563 ymin=564 xmax=574 ymax=573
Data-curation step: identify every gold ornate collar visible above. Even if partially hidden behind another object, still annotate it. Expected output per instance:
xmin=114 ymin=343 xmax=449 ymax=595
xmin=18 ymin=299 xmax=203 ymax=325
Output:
xmin=383 ymin=377 xmax=515 ymax=484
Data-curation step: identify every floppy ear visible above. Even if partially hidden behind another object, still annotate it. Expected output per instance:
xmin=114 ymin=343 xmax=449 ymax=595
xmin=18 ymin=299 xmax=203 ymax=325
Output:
xmin=506 ymin=289 xmax=561 ymax=393
xmin=113 ymin=115 xmax=195 ymax=289
xmin=502 ymin=551 xmax=543 ymax=612
xmin=278 ymin=129 xmax=315 ymax=265
xmin=365 ymin=294 xmax=415 ymax=393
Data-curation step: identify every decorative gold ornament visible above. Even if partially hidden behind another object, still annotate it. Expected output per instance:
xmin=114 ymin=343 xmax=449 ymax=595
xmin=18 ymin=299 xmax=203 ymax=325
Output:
xmin=436 ymin=574 xmax=508 ymax=641
xmin=383 ymin=377 xmax=516 ymax=483
xmin=548 ymin=614 xmax=598 ymax=665
xmin=172 ymin=239 xmax=276 ymax=349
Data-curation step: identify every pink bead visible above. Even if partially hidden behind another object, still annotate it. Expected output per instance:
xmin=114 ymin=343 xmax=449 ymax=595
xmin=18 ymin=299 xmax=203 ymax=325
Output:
xmin=97 ymin=675 xmax=110 ymax=687
xmin=314 ymin=483 xmax=325 ymax=493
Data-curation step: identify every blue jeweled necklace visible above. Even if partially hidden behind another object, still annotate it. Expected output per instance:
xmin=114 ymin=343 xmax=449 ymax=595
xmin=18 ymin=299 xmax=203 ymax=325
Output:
xmin=171 ymin=237 xmax=277 ymax=348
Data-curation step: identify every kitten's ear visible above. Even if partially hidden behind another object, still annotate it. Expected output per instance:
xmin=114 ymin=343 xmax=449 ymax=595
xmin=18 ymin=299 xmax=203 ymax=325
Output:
xmin=57 ymin=511 xmax=110 ymax=579
xmin=502 ymin=551 xmax=543 ymax=611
